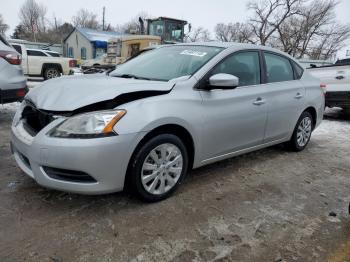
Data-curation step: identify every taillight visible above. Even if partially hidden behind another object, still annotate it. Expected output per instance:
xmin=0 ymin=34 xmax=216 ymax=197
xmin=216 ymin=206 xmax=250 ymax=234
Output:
xmin=0 ymin=51 xmax=21 ymax=65
xmin=320 ymin=83 xmax=327 ymax=94
xmin=69 ymin=60 xmax=76 ymax=67
xmin=16 ymin=88 xmax=27 ymax=98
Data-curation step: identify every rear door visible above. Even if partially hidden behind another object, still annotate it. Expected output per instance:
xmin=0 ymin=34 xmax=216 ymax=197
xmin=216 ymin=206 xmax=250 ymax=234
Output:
xmin=199 ymin=51 xmax=268 ymax=160
xmin=262 ymin=52 xmax=305 ymax=143
xmin=27 ymin=50 xmax=47 ymax=75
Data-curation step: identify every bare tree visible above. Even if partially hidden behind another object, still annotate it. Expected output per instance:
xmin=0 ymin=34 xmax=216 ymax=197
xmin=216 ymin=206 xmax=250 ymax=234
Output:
xmin=186 ymin=27 xmax=211 ymax=42
xmin=308 ymin=23 xmax=350 ymax=60
xmin=275 ymin=0 xmax=350 ymax=59
xmin=19 ymin=0 xmax=47 ymax=40
xmin=72 ymin=9 xmax=99 ymax=29
xmin=215 ymin=22 xmax=253 ymax=43
xmin=0 ymin=14 xmax=9 ymax=35
xmin=116 ymin=12 xmax=149 ymax=34
xmin=248 ymin=0 xmax=303 ymax=45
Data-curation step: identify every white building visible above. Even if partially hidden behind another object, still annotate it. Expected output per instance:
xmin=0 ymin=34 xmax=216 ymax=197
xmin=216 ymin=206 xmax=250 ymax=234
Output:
xmin=63 ymin=28 xmax=124 ymax=60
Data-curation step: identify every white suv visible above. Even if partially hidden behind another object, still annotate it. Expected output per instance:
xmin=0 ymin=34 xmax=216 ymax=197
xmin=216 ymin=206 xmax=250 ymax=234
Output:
xmin=0 ymin=35 xmax=27 ymax=104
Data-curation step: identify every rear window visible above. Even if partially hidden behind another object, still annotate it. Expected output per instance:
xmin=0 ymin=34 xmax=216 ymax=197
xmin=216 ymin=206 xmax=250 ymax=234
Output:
xmin=292 ymin=61 xmax=304 ymax=79
xmin=264 ymin=52 xmax=294 ymax=83
xmin=12 ymin=44 xmax=22 ymax=54
xmin=27 ymin=50 xmax=47 ymax=57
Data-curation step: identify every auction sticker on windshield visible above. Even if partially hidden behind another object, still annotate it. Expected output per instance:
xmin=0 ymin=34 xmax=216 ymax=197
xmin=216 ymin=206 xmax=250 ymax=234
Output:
xmin=180 ymin=50 xmax=207 ymax=57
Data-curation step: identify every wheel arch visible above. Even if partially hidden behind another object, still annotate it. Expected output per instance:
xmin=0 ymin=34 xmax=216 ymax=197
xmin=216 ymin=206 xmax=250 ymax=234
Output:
xmin=41 ymin=63 xmax=63 ymax=76
xmin=125 ymin=124 xmax=196 ymax=189
xmin=303 ymin=106 xmax=317 ymax=129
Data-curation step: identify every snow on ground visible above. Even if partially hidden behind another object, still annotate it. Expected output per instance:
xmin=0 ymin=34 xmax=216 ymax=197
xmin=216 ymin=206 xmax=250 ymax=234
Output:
xmin=314 ymin=119 xmax=350 ymax=140
xmin=0 ymin=102 xmax=20 ymax=114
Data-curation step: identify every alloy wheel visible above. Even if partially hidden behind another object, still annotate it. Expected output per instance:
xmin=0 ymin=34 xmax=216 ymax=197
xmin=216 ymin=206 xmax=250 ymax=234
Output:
xmin=141 ymin=143 xmax=183 ymax=195
xmin=46 ymin=69 xmax=59 ymax=79
xmin=296 ymin=116 xmax=312 ymax=147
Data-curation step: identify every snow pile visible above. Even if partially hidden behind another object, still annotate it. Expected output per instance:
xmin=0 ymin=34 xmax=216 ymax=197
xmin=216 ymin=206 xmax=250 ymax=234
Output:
xmin=0 ymin=102 xmax=20 ymax=113
xmin=314 ymin=120 xmax=350 ymax=141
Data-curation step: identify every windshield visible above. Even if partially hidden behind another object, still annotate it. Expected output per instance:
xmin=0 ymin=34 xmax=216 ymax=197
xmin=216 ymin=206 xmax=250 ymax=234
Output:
xmin=110 ymin=45 xmax=224 ymax=81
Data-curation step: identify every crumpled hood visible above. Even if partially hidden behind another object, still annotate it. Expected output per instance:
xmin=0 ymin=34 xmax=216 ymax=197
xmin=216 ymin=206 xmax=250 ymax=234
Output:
xmin=26 ymin=74 xmax=174 ymax=111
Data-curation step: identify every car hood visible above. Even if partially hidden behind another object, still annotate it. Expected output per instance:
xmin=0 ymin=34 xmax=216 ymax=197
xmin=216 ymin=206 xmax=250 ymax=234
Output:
xmin=26 ymin=74 xmax=174 ymax=111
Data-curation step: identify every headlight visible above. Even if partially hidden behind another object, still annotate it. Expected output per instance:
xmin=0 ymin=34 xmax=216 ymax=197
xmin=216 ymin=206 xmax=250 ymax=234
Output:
xmin=49 ymin=110 xmax=126 ymax=138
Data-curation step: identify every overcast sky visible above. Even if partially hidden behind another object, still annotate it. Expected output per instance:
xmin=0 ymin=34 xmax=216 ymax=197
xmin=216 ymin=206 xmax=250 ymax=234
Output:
xmin=3 ymin=0 xmax=350 ymax=36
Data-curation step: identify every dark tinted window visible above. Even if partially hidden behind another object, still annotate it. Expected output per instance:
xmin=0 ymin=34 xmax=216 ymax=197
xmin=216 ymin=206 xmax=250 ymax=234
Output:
xmin=211 ymin=51 xmax=261 ymax=86
xmin=292 ymin=61 xmax=303 ymax=79
xmin=264 ymin=52 xmax=294 ymax=83
xmin=336 ymin=59 xmax=350 ymax=65
xmin=27 ymin=50 xmax=47 ymax=56
xmin=12 ymin=44 xmax=22 ymax=54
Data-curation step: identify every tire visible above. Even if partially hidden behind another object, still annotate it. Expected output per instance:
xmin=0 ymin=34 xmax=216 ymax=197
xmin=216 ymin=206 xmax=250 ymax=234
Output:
xmin=43 ymin=67 xmax=60 ymax=80
xmin=286 ymin=111 xmax=314 ymax=152
xmin=128 ymin=134 xmax=189 ymax=202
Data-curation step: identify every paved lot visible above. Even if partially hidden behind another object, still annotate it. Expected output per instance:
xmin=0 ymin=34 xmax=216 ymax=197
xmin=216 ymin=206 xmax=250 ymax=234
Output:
xmin=1 ymin=103 xmax=350 ymax=262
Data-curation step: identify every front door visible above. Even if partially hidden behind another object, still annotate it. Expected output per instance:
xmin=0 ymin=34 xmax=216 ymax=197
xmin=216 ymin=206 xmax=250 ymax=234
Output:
xmin=199 ymin=51 xmax=268 ymax=161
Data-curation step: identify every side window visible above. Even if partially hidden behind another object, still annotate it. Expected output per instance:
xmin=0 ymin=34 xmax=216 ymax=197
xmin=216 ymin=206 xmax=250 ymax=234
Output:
xmin=211 ymin=51 xmax=261 ymax=86
xmin=264 ymin=52 xmax=294 ymax=83
xmin=12 ymin=45 xmax=22 ymax=54
xmin=68 ymin=47 xmax=74 ymax=58
xmin=292 ymin=61 xmax=304 ymax=79
xmin=27 ymin=50 xmax=47 ymax=57
xmin=81 ymin=47 xmax=86 ymax=60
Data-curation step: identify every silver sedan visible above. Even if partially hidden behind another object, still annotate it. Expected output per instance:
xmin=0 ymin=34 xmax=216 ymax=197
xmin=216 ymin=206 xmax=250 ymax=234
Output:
xmin=11 ymin=43 xmax=325 ymax=201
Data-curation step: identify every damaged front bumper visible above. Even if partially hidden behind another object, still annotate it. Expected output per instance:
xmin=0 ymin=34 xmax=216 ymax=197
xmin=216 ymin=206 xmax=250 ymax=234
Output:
xmin=10 ymin=118 xmax=142 ymax=195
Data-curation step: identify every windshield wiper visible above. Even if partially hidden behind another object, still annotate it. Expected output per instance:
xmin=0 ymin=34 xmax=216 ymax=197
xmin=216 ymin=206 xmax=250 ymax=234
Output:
xmin=114 ymin=74 xmax=152 ymax=80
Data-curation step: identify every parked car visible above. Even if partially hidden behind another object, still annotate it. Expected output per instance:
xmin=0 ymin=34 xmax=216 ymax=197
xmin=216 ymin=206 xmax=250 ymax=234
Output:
xmin=11 ymin=43 xmax=76 ymax=80
xmin=0 ymin=35 xmax=27 ymax=104
xmin=335 ymin=58 xmax=350 ymax=66
xmin=11 ymin=43 xmax=325 ymax=201
xmin=307 ymin=61 xmax=350 ymax=114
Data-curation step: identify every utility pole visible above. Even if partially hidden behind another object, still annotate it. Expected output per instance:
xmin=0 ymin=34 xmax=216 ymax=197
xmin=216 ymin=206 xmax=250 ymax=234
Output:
xmin=54 ymin=16 xmax=58 ymax=30
xmin=102 ymin=7 xmax=105 ymax=31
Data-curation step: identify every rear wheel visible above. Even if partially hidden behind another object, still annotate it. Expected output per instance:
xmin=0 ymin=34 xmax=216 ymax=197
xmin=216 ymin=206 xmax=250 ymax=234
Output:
xmin=129 ymin=134 xmax=188 ymax=202
xmin=44 ymin=67 xmax=60 ymax=80
xmin=287 ymin=111 xmax=313 ymax=151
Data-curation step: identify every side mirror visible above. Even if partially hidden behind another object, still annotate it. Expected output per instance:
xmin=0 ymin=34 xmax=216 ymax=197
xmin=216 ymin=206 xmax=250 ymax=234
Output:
xmin=208 ymin=73 xmax=239 ymax=89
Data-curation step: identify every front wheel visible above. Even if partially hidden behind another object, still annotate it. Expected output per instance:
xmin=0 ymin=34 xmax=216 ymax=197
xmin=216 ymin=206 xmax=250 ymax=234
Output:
xmin=129 ymin=134 xmax=189 ymax=202
xmin=287 ymin=111 xmax=313 ymax=151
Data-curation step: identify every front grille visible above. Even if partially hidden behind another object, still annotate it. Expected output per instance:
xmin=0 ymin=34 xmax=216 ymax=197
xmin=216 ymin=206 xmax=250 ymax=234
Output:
xmin=21 ymin=103 xmax=56 ymax=136
xmin=43 ymin=166 xmax=97 ymax=183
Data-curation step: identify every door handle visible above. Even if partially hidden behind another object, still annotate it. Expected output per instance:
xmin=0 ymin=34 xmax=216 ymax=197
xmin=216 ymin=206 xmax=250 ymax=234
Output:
xmin=253 ymin=97 xmax=265 ymax=106
xmin=336 ymin=75 xmax=345 ymax=80
xmin=295 ymin=93 xmax=303 ymax=99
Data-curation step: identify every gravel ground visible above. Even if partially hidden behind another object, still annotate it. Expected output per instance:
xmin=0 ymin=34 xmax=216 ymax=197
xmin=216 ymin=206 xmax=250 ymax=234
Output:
xmin=1 ymin=103 xmax=350 ymax=262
